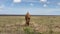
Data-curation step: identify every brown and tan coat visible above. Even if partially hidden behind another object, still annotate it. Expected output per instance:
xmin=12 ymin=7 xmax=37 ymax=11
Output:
xmin=25 ymin=12 xmax=30 ymax=26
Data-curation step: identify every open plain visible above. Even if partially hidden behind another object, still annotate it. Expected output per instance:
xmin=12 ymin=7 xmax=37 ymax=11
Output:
xmin=0 ymin=15 xmax=60 ymax=34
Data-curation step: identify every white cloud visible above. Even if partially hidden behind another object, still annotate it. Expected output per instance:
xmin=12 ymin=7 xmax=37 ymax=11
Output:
xmin=13 ymin=0 xmax=21 ymax=3
xmin=30 ymin=3 xmax=34 ymax=6
xmin=43 ymin=4 xmax=47 ymax=7
xmin=40 ymin=0 xmax=47 ymax=3
xmin=0 ymin=4 xmax=5 ymax=11
xmin=0 ymin=5 xmax=5 ymax=9
xmin=57 ymin=2 xmax=60 ymax=5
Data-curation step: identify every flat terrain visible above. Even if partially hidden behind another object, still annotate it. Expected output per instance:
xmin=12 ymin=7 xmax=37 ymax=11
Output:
xmin=0 ymin=15 xmax=60 ymax=34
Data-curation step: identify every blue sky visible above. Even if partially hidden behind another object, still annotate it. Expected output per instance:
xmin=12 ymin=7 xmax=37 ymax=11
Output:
xmin=0 ymin=0 xmax=60 ymax=15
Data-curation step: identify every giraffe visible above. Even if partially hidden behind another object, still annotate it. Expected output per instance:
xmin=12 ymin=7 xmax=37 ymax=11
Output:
xmin=25 ymin=12 xmax=30 ymax=26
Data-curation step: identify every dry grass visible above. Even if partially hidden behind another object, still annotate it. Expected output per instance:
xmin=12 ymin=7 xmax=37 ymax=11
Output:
xmin=0 ymin=16 xmax=60 ymax=34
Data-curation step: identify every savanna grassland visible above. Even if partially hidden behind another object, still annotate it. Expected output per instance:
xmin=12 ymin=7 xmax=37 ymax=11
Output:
xmin=0 ymin=15 xmax=60 ymax=34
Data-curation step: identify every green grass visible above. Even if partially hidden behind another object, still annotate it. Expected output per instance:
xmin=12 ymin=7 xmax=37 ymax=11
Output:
xmin=24 ymin=26 xmax=41 ymax=34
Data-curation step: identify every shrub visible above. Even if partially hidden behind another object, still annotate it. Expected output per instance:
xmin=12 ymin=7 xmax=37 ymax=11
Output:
xmin=24 ymin=27 xmax=41 ymax=34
